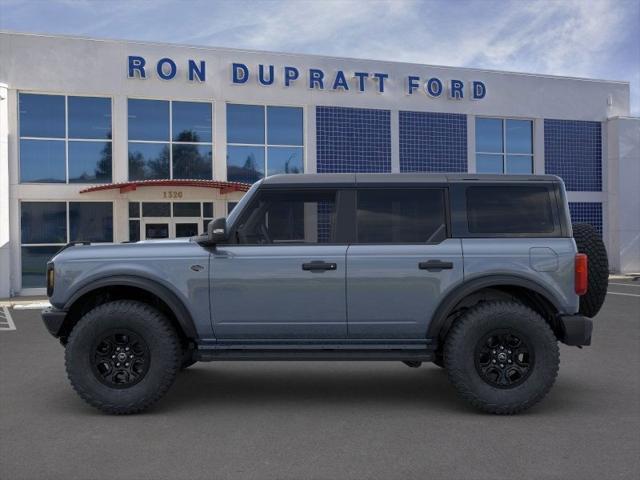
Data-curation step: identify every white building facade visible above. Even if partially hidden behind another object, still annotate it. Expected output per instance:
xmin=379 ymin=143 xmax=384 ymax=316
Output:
xmin=0 ymin=32 xmax=638 ymax=297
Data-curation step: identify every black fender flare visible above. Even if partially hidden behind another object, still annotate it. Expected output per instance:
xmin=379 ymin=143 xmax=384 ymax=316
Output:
xmin=63 ymin=275 xmax=198 ymax=339
xmin=427 ymin=274 xmax=563 ymax=341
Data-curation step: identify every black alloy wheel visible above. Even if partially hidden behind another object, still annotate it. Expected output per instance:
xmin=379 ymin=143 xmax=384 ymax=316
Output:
xmin=474 ymin=330 xmax=534 ymax=388
xmin=91 ymin=330 xmax=150 ymax=388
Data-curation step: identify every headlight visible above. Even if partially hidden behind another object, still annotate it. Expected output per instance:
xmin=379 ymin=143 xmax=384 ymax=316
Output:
xmin=46 ymin=263 xmax=55 ymax=297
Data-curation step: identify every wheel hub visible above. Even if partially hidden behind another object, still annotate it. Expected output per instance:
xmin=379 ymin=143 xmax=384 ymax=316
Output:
xmin=475 ymin=329 xmax=534 ymax=388
xmin=91 ymin=330 xmax=150 ymax=389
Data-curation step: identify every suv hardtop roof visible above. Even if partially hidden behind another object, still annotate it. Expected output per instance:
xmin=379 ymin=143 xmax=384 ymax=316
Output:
xmin=260 ymin=173 xmax=563 ymax=187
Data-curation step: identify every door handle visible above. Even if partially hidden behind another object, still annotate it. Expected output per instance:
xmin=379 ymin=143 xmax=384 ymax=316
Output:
xmin=419 ymin=260 xmax=454 ymax=271
xmin=302 ymin=261 xmax=337 ymax=272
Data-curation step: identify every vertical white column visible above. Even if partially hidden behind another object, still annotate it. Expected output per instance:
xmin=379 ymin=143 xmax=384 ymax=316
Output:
xmin=306 ymin=105 xmax=316 ymax=173
xmin=467 ymin=115 xmax=475 ymax=172
xmin=533 ymin=118 xmax=545 ymax=174
xmin=214 ymin=101 xmax=227 ymax=181
xmin=0 ymin=84 xmax=10 ymax=297
xmin=112 ymin=95 xmax=128 ymax=183
xmin=390 ymin=109 xmax=400 ymax=173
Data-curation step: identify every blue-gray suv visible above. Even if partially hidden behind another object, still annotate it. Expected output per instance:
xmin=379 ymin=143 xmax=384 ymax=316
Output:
xmin=42 ymin=173 xmax=608 ymax=414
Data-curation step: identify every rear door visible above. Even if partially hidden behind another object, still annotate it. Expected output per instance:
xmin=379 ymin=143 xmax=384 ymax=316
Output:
xmin=346 ymin=188 xmax=463 ymax=339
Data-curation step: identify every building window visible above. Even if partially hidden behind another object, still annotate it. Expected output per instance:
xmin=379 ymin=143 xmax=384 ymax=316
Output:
xmin=475 ymin=118 xmax=533 ymax=174
xmin=128 ymin=99 xmax=213 ymax=181
xmin=226 ymin=104 xmax=304 ymax=184
xmin=19 ymin=93 xmax=112 ymax=183
xmin=20 ymin=202 xmax=113 ymax=288
xmin=128 ymin=201 xmax=214 ymax=241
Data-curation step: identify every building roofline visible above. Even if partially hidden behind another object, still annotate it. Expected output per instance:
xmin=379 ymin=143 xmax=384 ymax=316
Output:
xmin=0 ymin=30 xmax=631 ymax=86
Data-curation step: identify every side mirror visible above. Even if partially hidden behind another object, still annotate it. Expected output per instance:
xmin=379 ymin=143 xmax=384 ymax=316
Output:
xmin=207 ymin=217 xmax=228 ymax=244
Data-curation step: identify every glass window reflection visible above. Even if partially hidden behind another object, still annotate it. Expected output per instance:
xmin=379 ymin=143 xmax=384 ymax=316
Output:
xmin=506 ymin=120 xmax=533 ymax=154
xmin=68 ymin=141 xmax=112 ymax=183
xmin=19 ymin=139 xmax=66 ymax=183
xmin=227 ymin=104 xmax=264 ymax=144
xmin=227 ymin=145 xmax=265 ymax=184
xmin=267 ymin=106 xmax=303 ymax=145
xmin=19 ymin=94 xmax=65 ymax=138
xmin=68 ymin=96 xmax=112 ymax=139
xmin=476 ymin=154 xmax=503 ymax=174
xmin=128 ymin=142 xmax=170 ymax=180
xmin=22 ymin=246 xmax=62 ymax=288
xmin=267 ymin=147 xmax=303 ymax=175
xmin=128 ymin=99 xmax=169 ymax=141
xmin=20 ymin=202 xmax=67 ymax=244
xmin=172 ymin=144 xmax=212 ymax=179
xmin=69 ymin=202 xmax=113 ymax=242
xmin=172 ymin=102 xmax=212 ymax=143
xmin=476 ymin=118 xmax=503 ymax=153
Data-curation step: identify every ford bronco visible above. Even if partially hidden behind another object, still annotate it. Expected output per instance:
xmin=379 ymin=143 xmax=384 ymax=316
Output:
xmin=42 ymin=173 xmax=608 ymax=414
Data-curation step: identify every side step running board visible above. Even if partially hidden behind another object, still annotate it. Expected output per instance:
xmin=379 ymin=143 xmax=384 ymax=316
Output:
xmin=196 ymin=349 xmax=435 ymax=362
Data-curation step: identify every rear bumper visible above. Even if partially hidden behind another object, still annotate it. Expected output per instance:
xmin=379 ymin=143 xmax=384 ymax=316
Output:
xmin=42 ymin=307 xmax=68 ymax=338
xmin=558 ymin=314 xmax=593 ymax=346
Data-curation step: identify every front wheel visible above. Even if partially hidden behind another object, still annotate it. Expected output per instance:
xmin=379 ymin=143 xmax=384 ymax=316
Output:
xmin=65 ymin=300 xmax=181 ymax=414
xmin=444 ymin=301 xmax=559 ymax=414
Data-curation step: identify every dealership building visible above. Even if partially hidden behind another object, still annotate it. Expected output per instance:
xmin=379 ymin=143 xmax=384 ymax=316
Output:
xmin=0 ymin=31 xmax=638 ymax=297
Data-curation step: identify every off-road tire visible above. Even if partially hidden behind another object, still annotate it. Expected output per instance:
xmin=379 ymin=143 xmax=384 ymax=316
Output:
xmin=65 ymin=300 xmax=181 ymax=414
xmin=572 ymin=223 xmax=608 ymax=318
xmin=444 ymin=301 xmax=559 ymax=414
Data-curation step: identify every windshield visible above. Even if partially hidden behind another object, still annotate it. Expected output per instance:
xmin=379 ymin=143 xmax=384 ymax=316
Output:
xmin=226 ymin=180 xmax=262 ymax=228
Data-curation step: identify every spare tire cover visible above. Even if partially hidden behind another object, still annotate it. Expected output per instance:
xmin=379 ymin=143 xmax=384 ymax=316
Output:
xmin=572 ymin=223 xmax=609 ymax=318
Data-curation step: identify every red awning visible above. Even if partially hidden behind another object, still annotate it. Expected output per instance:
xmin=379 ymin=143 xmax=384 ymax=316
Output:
xmin=79 ymin=179 xmax=251 ymax=194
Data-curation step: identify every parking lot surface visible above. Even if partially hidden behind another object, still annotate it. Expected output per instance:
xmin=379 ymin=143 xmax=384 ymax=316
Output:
xmin=1 ymin=280 xmax=639 ymax=480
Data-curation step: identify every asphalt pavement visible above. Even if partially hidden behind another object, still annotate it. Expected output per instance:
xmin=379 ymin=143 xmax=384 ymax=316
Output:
xmin=1 ymin=280 xmax=639 ymax=480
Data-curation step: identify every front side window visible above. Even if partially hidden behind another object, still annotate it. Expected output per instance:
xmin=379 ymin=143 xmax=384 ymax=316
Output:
xmin=356 ymin=189 xmax=447 ymax=243
xmin=19 ymin=93 xmax=112 ymax=183
xmin=227 ymin=104 xmax=304 ymax=184
xmin=20 ymin=201 xmax=113 ymax=288
xmin=234 ymin=190 xmax=336 ymax=244
xmin=128 ymin=99 xmax=213 ymax=180
xmin=466 ymin=186 xmax=555 ymax=234
xmin=476 ymin=118 xmax=533 ymax=174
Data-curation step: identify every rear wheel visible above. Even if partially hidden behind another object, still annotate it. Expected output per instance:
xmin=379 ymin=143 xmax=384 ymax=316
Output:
xmin=65 ymin=300 xmax=181 ymax=414
xmin=572 ymin=223 xmax=608 ymax=318
xmin=444 ymin=301 xmax=559 ymax=414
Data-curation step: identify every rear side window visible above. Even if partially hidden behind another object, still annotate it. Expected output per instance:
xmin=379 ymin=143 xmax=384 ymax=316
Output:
xmin=466 ymin=186 xmax=555 ymax=234
xmin=356 ymin=189 xmax=447 ymax=243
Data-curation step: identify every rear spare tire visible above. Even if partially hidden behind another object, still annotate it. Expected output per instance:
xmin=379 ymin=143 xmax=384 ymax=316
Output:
xmin=572 ymin=223 xmax=608 ymax=318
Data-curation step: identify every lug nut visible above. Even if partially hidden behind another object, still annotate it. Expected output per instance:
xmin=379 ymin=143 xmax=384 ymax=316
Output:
xmin=508 ymin=360 xmax=512 ymax=363
xmin=125 ymin=363 xmax=129 ymax=367
xmin=116 ymin=362 xmax=120 ymax=367
xmin=500 ymin=364 xmax=504 ymax=368
xmin=492 ymin=350 xmax=496 ymax=354
xmin=116 ymin=347 xmax=120 ymax=351
xmin=111 ymin=355 xmax=115 ymax=359
xmin=125 ymin=347 xmax=130 ymax=351
xmin=507 ymin=350 xmax=511 ymax=354
xmin=492 ymin=359 xmax=496 ymax=363
xmin=500 ymin=346 xmax=504 ymax=350
xmin=130 ymin=355 xmax=134 ymax=359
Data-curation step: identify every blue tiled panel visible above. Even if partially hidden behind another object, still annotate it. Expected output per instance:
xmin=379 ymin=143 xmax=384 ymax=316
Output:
xmin=316 ymin=106 xmax=391 ymax=173
xmin=544 ymin=119 xmax=602 ymax=191
xmin=399 ymin=111 xmax=467 ymax=172
xmin=569 ymin=202 xmax=603 ymax=236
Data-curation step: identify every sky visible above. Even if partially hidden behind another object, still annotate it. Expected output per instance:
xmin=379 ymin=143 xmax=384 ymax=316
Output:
xmin=1 ymin=0 xmax=639 ymax=114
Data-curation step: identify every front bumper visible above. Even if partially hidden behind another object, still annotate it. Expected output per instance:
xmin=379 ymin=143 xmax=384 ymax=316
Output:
xmin=42 ymin=307 xmax=68 ymax=338
xmin=558 ymin=314 xmax=593 ymax=346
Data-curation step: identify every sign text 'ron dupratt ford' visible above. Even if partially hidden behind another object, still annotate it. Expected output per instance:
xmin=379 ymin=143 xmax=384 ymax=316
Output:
xmin=127 ymin=55 xmax=487 ymax=100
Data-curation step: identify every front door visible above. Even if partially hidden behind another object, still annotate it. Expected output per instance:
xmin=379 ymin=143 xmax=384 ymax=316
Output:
xmin=211 ymin=188 xmax=347 ymax=339
xmin=346 ymin=188 xmax=464 ymax=339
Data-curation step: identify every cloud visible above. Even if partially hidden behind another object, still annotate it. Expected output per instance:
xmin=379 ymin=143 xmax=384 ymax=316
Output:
xmin=1 ymin=0 xmax=638 ymax=113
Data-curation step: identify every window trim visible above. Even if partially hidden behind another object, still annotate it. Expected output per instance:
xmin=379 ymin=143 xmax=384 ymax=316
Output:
xmin=18 ymin=92 xmax=114 ymax=184
xmin=353 ymin=187 xmax=451 ymax=245
xmin=226 ymin=102 xmax=306 ymax=180
xmin=127 ymin=98 xmax=214 ymax=181
xmin=475 ymin=116 xmax=534 ymax=174
xmin=128 ymin=201 xmax=214 ymax=241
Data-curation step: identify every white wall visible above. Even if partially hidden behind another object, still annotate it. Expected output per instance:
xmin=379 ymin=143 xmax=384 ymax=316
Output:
xmin=0 ymin=83 xmax=10 ymax=298
xmin=607 ymin=117 xmax=640 ymax=273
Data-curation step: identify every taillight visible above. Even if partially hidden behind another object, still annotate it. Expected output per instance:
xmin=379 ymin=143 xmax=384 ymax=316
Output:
xmin=575 ymin=253 xmax=588 ymax=296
